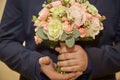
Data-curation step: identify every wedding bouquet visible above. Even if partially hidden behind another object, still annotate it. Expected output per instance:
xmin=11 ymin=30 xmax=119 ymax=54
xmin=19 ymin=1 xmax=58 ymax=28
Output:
xmin=32 ymin=0 xmax=105 ymax=48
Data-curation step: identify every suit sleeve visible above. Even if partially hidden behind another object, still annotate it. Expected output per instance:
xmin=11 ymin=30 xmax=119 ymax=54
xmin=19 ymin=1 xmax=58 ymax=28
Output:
xmin=86 ymin=43 xmax=120 ymax=79
xmin=85 ymin=15 xmax=120 ymax=79
xmin=0 ymin=0 xmax=43 ymax=79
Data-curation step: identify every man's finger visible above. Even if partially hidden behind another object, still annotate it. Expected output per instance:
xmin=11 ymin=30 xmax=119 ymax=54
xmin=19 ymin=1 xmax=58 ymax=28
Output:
xmin=61 ymin=65 xmax=85 ymax=72
xmin=57 ymin=59 xmax=77 ymax=67
xmin=50 ymin=72 xmax=77 ymax=80
xmin=58 ymin=53 xmax=76 ymax=61
xmin=55 ymin=47 xmax=61 ymax=53
xmin=39 ymin=56 xmax=51 ymax=65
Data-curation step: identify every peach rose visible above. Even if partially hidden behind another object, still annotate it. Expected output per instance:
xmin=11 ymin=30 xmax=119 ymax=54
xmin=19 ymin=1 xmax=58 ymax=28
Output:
xmin=62 ymin=21 xmax=73 ymax=34
xmin=78 ymin=27 xmax=87 ymax=38
xmin=38 ymin=8 xmax=50 ymax=21
xmin=39 ymin=21 xmax=48 ymax=30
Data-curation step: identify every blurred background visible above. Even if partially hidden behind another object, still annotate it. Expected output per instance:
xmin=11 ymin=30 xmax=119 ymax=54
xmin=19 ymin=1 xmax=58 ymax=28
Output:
xmin=0 ymin=0 xmax=120 ymax=80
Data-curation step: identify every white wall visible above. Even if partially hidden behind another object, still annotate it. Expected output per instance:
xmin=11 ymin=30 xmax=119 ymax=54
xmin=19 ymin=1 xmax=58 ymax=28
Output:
xmin=0 ymin=61 xmax=20 ymax=80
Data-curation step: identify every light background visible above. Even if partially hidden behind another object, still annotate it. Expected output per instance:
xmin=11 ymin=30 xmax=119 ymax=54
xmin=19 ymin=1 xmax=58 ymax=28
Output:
xmin=0 ymin=0 xmax=120 ymax=80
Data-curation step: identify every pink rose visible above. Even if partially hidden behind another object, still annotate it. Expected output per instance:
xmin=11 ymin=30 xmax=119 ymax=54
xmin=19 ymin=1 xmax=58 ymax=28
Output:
xmin=38 ymin=8 xmax=50 ymax=20
xmin=71 ymin=1 xmax=87 ymax=11
xmin=51 ymin=1 xmax=62 ymax=7
xmin=66 ymin=2 xmax=87 ymax=27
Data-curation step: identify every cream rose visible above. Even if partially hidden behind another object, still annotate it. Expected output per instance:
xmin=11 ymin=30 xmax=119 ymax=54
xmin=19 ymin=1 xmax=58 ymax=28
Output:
xmin=86 ymin=17 xmax=103 ymax=39
xmin=47 ymin=19 xmax=63 ymax=41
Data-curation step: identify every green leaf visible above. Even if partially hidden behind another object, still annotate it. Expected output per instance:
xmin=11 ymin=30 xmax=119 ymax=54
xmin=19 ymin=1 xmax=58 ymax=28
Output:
xmin=60 ymin=33 xmax=67 ymax=41
xmin=56 ymin=66 xmax=61 ymax=73
xmin=36 ymin=27 xmax=48 ymax=39
xmin=65 ymin=37 xmax=75 ymax=48
xmin=100 ymin=16 xmax=106 ymax=22
xmin=32 ymin=15 xmax=37 ymax=22
xmin=73 ymin=29 xmax=80 ymax=38
xmin=56 ymin=66 xmax=67 ymax=74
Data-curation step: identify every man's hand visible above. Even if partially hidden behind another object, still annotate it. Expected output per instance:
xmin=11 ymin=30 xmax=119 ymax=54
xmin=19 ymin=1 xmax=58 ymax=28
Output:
xmin=55 ymin=43 xmax=88 ymax=76
xmin=39 ymin=56 xmax=80 ymax=80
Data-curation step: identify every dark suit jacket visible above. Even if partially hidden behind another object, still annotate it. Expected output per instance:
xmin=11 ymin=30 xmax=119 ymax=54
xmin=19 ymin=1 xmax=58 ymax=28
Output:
xmin=0 ymin=0 xmax=120 ymax=80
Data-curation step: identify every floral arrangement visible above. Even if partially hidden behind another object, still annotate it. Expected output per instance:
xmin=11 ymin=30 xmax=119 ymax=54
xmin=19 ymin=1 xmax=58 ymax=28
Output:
xmin=32 ymin=0 xmax=105 ymax=48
